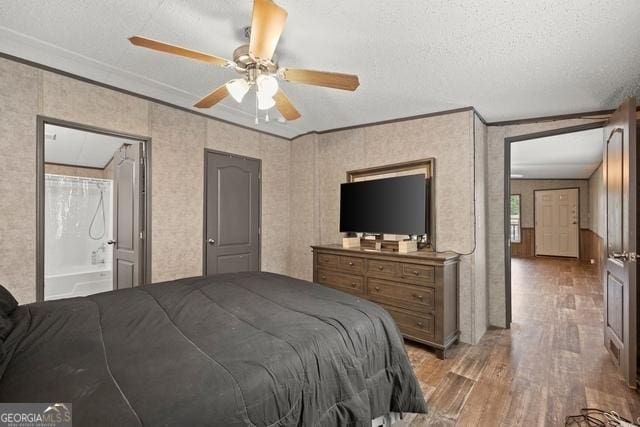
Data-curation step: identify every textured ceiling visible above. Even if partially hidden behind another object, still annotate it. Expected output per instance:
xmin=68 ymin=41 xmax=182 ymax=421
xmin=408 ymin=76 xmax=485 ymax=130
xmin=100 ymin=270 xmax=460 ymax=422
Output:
xmin=511 ymin=128 xmax=604 ymax=179
xmin=45 ymin=124 xmax=134 ymax=168
xmin=2 ymin=1 xmax=640 ymax=138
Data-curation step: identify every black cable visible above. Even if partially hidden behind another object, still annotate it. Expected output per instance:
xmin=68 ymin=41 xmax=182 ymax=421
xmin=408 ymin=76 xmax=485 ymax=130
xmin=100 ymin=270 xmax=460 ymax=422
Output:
xmin=565 ymin=407 xmax=633 ymax=426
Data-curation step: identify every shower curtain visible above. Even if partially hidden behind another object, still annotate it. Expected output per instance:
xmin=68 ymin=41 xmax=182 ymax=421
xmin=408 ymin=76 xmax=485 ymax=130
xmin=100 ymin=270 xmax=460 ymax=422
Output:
xmin=44 ymin=174 xmax=113 ymax=276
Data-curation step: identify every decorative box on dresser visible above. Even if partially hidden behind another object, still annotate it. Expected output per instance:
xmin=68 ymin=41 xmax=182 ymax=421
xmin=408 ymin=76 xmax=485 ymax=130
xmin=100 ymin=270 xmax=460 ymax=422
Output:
xmin=312 ymin=244 xmax=460 ymax=359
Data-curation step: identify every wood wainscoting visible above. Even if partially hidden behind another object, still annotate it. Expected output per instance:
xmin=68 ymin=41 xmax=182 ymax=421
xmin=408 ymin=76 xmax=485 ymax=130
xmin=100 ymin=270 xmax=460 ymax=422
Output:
xmin=579 ymin=228 xmax=604 ymax=273
xmin=511 ymin=227 xmax=603 ymax=271
xmin=510 ymin=228 xmax=534 ymax=258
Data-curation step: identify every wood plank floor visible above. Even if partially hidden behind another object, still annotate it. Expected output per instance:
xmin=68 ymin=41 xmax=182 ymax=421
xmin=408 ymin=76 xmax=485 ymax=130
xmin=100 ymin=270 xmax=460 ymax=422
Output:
xmin=399 ymin=257 xmax=640 ymax=426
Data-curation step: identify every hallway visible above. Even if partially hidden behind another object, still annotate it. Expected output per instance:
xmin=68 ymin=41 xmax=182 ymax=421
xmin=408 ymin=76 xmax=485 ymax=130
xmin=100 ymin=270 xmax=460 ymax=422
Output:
xmin=401 ymin=258 xmax=640 ymax=426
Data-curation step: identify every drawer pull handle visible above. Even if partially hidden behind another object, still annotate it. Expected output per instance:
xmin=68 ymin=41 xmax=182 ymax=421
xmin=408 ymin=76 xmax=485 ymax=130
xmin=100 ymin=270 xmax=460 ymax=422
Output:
xmin=374 ymin=286 xmax=380 ymax=292
xmin=378 ymin=265 xmax=384 ymax=270
xmin=416 ymin=321 xmax=424 ymax=328
xmin=413 ymin=270 xmax=419 ymax=276
xmin=321 ymin=275 xmax=326 ymax=280
xmin=351 ymin=283 xmax=358 ymax=288
xmin=348 ymin=261 xmax=354 ymax=266
xmin=412 ymin=294 xmax=423 ymax=301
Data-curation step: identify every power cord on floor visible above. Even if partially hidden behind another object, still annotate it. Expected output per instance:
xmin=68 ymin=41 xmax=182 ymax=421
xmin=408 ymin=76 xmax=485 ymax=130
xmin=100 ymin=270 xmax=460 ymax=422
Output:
xmin=565 ymin=408 xmax=636 ymax=426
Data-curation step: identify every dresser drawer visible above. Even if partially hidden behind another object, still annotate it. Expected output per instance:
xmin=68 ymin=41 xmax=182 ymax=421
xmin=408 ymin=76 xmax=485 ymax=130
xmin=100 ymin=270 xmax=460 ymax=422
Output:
xmin=317 ymin=269 xmax=364 ymax=295
xmin=367 ymin=259 xmax=397 ymax=278
xmin=400 ymin=263 xmax=435 ymax=284
xmin=382 ymin=304 xmax=435 ymax=341
xmin=339 ymin=256 xmax=364 ymax=274
xmin=367 ymin=278 xmax=435 ymax=312
xmin=317 ymin=253 xmax=340 ymax=269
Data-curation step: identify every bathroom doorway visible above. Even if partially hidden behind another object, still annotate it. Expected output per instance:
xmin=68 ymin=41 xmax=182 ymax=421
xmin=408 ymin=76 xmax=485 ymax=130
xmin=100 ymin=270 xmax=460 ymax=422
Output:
xmin=36 ymin=118 xmax=151 ymax=301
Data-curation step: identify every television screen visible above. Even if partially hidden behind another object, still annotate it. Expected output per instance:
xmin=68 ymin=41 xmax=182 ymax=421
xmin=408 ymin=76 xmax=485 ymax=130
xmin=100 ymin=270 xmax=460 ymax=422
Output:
xmin=340 ymin=174 xmax=428 ymax=235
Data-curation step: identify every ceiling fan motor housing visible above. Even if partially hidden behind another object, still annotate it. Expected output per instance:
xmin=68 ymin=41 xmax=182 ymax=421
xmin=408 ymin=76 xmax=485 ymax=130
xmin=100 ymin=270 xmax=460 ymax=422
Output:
xmin=233 ymin=44 xmax=278 ymax=78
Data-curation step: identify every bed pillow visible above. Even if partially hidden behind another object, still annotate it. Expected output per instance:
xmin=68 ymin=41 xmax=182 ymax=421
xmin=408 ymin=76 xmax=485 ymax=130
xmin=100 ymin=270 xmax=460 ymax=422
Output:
xmin=0 ymin=285 xmax=18 ymax=316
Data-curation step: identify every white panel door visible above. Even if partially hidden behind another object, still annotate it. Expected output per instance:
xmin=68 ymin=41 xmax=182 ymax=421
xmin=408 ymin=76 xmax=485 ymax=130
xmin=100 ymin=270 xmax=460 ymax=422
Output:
xmin=534 ymin=188 xmax=579 ymax=258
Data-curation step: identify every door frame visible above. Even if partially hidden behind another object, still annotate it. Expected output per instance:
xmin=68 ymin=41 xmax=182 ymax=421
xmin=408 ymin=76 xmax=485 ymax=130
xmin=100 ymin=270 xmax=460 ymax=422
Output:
xmin=504 ymin=121 xmax=606 ymax=326
xmin=202 ymin=148 xmax=262 ymax=276
xmin=533 ymin=187 xmax=580 ymax=258
xmin=36 ymin=116 xmax=152 ymax=301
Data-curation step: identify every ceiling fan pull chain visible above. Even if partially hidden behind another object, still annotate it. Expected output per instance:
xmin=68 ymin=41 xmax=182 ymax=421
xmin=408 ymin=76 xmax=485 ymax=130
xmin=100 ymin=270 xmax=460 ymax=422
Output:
xmin=254 ymin=91 xmax=259 ymax=126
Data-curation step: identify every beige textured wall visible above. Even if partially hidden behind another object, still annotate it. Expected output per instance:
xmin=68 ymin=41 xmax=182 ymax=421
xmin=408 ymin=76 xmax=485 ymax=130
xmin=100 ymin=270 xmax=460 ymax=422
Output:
xmin=0 ymin=59 xmax=39 ymax=305
xmin=288 ymin=134 xmax=319 ymax=280
xmin=0 ymin=57 xmax=290 ymax=303
xmin=588 ymin=162 xmax=605 ymax=238
xmin=487 ymin=118 xmax=605 ymax=327
xmin=510 ymin=179 xmax=590 ymax=228
xmin=472 ymin=116 xmax=489 ymax=342
xmin=288 ymin=111 xmax=489 ymax=344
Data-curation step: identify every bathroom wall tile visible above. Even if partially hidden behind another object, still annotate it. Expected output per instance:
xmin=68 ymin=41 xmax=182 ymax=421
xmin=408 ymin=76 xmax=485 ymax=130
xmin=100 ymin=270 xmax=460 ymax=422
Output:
xmin=44 ymin=164 xmax=108 ymax=179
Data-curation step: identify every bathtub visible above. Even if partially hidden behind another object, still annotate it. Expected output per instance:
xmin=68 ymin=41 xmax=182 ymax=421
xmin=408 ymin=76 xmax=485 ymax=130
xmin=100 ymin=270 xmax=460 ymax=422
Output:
xmin=45 ymin=266 xmax=113 ymax=300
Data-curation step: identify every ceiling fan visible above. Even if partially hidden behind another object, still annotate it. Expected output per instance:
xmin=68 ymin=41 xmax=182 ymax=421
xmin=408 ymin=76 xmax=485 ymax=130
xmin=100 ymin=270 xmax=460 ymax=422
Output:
xmin=129 ymin=0 xmax=360 ymax=122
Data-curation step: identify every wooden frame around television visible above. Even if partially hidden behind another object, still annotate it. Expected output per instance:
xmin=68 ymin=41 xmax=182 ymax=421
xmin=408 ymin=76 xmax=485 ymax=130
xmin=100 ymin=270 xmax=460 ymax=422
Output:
xmin=345 ymin=158 xmax=436 ymax=250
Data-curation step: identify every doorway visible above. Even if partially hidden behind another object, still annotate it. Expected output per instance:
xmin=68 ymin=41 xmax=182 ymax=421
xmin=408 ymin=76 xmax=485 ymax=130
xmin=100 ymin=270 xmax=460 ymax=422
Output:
xmin=504 ymin=121 xmax=606 ymax=325
xmin=203 ymin=149 xmax=261 ymax=275
xmin=36 ymin=117 xmax=151 ymax=301
xmin=504 ymin=98 xmax=638 ymax=388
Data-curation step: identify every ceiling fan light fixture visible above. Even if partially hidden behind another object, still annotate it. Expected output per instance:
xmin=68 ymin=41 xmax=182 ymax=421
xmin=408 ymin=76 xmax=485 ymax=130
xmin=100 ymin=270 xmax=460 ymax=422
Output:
xmin=256 ymin=74 xmax=279 ymax=98
xmin=257 ymin=92 xmax=276 ymax=110
xmin=226 ymin=78 xmax=251 ymax=103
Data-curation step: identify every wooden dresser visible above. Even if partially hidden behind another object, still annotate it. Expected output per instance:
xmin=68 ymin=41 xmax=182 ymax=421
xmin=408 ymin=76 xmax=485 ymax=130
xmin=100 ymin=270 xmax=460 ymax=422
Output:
xmin=312 ymin=244 xmax=460 ymax=358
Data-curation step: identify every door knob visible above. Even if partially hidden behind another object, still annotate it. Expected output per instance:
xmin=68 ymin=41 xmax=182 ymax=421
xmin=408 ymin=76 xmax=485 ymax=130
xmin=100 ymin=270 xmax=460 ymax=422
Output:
xmin=611 ymin=251 xmax=637 ymax=261
xmin=207 ymin=238 xmax=216 ymax=245
xmin=107 ymin=240 xmax=116 ymax=245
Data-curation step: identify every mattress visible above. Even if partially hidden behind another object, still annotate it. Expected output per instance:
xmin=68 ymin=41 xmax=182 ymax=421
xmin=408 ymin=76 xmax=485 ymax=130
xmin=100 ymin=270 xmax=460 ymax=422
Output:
xmin=0 ymin=272 xmax=426 ymax=426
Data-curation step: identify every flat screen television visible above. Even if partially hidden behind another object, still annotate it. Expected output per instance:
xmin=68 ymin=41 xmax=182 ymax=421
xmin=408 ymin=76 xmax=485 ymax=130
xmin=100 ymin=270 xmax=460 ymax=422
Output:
xmin=340 ymin=174 xmax=429 ymax=235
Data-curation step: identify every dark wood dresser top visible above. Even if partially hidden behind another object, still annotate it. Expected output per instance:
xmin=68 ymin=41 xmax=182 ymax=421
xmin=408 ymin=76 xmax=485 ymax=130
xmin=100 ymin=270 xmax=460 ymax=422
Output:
xmin=311 ymin=244 xmax=460 ymax=263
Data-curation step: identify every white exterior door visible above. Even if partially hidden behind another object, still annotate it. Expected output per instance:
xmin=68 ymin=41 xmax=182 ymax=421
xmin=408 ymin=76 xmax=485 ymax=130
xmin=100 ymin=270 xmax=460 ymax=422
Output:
xmin=534 ymin=188 xmax=579 ymax=258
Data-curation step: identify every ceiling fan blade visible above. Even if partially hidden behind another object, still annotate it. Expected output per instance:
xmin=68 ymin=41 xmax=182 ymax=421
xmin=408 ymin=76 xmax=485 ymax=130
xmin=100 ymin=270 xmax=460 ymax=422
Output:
xmin=249 ymin=0 xmax=288 ymax=61
xmin=194 ymin=83 xmax=230 ymax=108
xmin=281 ymin=68 xmax=360 ymax=91
xmin=274 ymin=89 xmax=301 ymax=121
xmin=129 ymin=36 xmax=232 ymax=67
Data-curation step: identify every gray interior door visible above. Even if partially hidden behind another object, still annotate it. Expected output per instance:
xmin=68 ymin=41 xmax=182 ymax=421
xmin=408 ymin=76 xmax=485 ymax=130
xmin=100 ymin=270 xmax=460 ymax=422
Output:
xmin=111 ymin=143 xmax=142 ymax=289
xmin=205 ymin=151 xmax=260 ymax=275
xmin=602 ymin=97 xmax=637 ymax=388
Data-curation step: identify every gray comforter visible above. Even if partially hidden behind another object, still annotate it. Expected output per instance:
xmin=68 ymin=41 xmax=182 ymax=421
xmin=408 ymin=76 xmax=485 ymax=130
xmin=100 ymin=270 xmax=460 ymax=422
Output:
xmin=0 ymin=272 xmax=426 ymax=426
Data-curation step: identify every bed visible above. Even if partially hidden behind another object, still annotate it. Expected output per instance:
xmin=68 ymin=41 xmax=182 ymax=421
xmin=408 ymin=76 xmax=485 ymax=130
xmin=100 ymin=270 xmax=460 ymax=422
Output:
xmin=0 ymin=272 xmax=426 ymax=426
